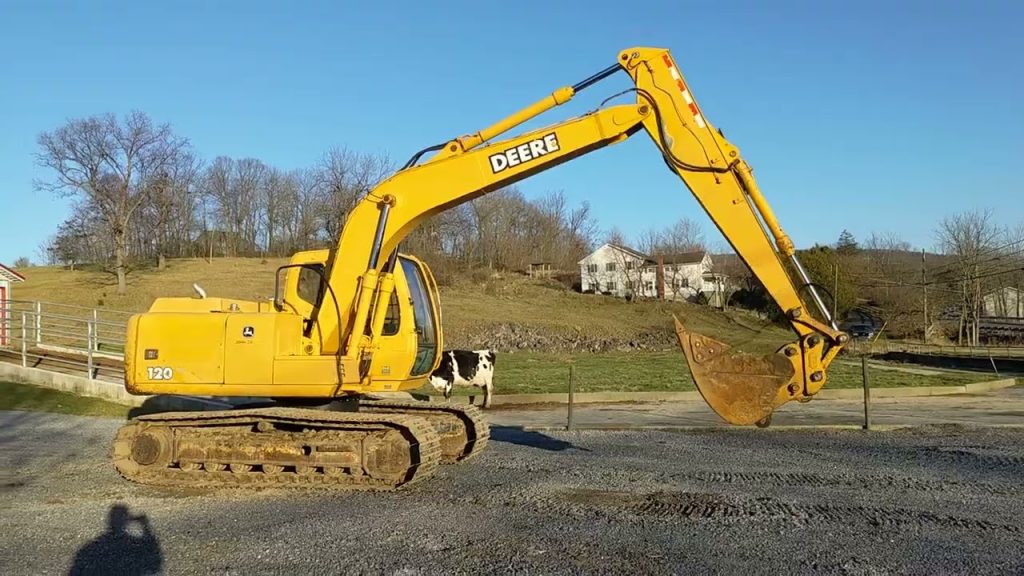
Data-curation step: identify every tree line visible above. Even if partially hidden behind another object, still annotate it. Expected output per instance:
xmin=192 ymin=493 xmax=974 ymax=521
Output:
xmin=32 ymin=111 xmax=602 ymax=293
xmin=27 ymin=111 xmax=1022 ymax=345
xmin=764 ymin=214 xmax=1024 ymax=345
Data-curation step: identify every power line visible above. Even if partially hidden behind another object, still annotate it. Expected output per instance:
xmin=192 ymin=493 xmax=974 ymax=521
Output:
xmin=852 ymin=264 xmax=1024 ymax=290
xmin=925 ymin=236 xmax=1024 ymax=277
xmin=847 ymin=244 xmax=1024 ymax=287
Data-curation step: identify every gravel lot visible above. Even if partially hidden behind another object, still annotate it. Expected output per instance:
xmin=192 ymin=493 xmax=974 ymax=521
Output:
xmin=1 ymin=410 xmax=1022 ymax=575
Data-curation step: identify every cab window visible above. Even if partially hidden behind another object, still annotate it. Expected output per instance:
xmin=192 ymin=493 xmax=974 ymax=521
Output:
xmin=296 ymin=264 xmax=325 ymax=307
xmin=382 ymin=291 xmax=400 ymax=336
xmin=399 ymin=257 xmax=437 ymax=376
xmin=363 ymin=289 xmax=401 ymax=337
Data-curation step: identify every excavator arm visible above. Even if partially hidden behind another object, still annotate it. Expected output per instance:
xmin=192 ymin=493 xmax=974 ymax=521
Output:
xmin=314 ymin=46 xmax=849 ymax=426
xmin=620 ymin=48 xmax=850 ymax=424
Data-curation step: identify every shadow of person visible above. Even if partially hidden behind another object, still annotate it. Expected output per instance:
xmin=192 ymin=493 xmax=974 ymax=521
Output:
xmin=69 ymin=504 xmax=163 ymax=576
xmin=126 ymin=396 xmax=193 ymax=420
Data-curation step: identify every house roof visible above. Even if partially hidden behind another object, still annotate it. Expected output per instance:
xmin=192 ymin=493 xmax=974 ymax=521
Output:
xmin=655 ymin=251 xmax=707 ymax=265
xmin=0 ymin=263 xmax=26 ymax=283
xmin=577 ymin=242 xmax=651 ymax=264
xmin=578 ymin=243 xmax=709 ymax=266
xmin=985 ymin=286 xmax=1020 ymax=297
xmin=607 ymin=243 xmax=650 ymax=261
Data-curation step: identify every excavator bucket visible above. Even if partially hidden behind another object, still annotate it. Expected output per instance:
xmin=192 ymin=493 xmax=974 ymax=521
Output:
xmin=673 ymin=316 xmax=796 ymax=426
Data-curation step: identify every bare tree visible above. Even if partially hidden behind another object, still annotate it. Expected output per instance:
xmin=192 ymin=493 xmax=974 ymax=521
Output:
xmin=934 ymin=209 xmax=1001 ymax=345
xmin=201 ymin=157 xmax=268 ymax=256
xmin=604 ymin=226 xmax=627 ymax=247
xmin=44 ymin=199 xmax=102 ymax=268
xmin=31 ymin=112 xmax=604 ymax=278
xmin=637 ymin=228 xmax=662 ymax=257
xmin=142 ymin=150 xmax=202 ymax=267
xmin=470 ymin=188 xmax=534 ymax=270
xmin=317 ymin=147 xmax=393 ymax=241
xmin=233 ymin=158 xmax=267 ymax=254
xmin=638 ymin=217 xmax=705 ymax=255
xmin=261 ymin=167 xmax=291 ymax=256
xmin=567 ymin=200 xmax=599 ymax=258
xmin=34 ymin=111 xmax=191 ymax=294
xmin=863 ymin=231 xmax=912 ymax=273
xmin=292 ymin=168 xmax=329 ymax=250
xmin=708 ymin=254 xmax=749 ymax=307
xmin=661 ymin=217 xmax=706 ymax=254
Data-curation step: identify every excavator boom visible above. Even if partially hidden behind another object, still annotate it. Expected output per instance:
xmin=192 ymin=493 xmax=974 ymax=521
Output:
xmin=316 ymin=47 xmax=848 ymax=425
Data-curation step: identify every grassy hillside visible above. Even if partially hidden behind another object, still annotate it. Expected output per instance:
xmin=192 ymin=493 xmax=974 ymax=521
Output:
xmin=12 ymin=257 xmax=793 ymax=354
xmin=13 ymin=258 xmax=291 ymax=313
xmin=8 ymin=259 xmax=998 ymax=395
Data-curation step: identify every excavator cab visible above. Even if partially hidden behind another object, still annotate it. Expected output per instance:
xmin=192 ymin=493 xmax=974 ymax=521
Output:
xmin=275 ymin=249 xmax=443 ymax=385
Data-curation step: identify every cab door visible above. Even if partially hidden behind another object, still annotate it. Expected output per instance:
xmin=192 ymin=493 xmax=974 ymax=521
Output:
xmin=398 ymin=256 xmax=440 ymax=377
xmin=370 ymin=255 xmax=441 ymax=386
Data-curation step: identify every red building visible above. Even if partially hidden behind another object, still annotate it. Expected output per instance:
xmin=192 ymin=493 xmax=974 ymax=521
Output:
xmin=0 ymin=263 xmax=26 ymax=347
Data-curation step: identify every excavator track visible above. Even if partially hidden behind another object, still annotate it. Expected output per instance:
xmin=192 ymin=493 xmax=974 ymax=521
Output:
xmin=112 ymin=407 xmax=441 ymax=491
xmin=356 ymin=400 xmax=490 ymax=464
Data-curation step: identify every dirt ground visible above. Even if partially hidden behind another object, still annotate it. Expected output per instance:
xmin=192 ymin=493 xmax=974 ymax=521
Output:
xmin=1 ymin=410 xmax=1022 ymax=575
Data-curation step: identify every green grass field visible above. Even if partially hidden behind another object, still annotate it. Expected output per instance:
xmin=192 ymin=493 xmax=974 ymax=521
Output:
xmin=0 ymin=381 xmax=128 ymax=417
xmin=10 ymin=259 xmax=998 ymax=402
xmin=416 ymin=350 xmax=997 ymax=396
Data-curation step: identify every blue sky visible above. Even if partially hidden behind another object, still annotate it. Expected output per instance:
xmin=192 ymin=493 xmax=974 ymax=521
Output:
xmin=1 ymin=0 xmax=1022 ymax=264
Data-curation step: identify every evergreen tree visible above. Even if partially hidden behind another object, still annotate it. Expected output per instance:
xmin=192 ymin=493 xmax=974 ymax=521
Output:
xmin=836 ymin=229 xmax=859 ymax=255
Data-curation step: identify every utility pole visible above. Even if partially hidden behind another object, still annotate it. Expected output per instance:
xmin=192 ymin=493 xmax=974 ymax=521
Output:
xmin=922 ymin=249 xmax=928 ymax=344
xmin=832 ymin=261 xmax=839 ymax=321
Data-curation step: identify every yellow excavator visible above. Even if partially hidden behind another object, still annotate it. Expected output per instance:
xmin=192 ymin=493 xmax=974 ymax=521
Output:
xmin=113 ymin=46 xmax=849 ymax=490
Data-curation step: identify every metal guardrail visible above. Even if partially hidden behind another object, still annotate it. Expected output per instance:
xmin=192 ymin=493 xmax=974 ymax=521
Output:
xmin=847 ymin=339 xmax=1024 ymax=359
xmin=7 ymin=298 xmax=1019 ymax=381
xmin=0 ymin=299 xmax=131 ymax=381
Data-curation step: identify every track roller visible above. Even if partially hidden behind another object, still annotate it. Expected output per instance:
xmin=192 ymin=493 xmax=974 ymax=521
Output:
xmin=111 ymin=407 xmax=442 ymax=491
xmin=355 ymin=399 xmax=490 ymax=463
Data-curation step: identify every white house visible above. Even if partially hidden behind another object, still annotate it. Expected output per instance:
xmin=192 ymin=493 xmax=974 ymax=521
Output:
xmin=0 ymin=262 xmax=26 ymax=347
xmin=577 ymin=243 xmax=716 ymax=303
xmin=983 ymin=286 xmax=1022 ymax=318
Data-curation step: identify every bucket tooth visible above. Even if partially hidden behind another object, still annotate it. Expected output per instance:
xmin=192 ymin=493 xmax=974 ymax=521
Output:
xmin=673 ymin=315 xmax=796 ymax=426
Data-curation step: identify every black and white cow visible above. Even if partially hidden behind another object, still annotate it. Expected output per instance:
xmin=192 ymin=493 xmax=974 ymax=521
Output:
xmin=429 ymin=349 xmax=496 ymax=408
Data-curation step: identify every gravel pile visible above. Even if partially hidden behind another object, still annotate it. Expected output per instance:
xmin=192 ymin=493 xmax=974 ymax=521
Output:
xmin=458 ymin=322 xmax=674 ymax=353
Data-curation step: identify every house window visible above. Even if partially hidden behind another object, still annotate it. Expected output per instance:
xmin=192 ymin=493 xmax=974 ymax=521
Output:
xmin=606 ymin=262 xmax=616 ymax=272
xmin=644 ymin=281 xmax=653 ymax=293
xmin=587 ymin=263 xmax=598 ymax=273
xmin=606 ymin=281 xmax=616 ymax=292
xmin=625 ymin=280 xmax=634 ymax=290
xmin=626 ymin=261 xmax=635 ymax=270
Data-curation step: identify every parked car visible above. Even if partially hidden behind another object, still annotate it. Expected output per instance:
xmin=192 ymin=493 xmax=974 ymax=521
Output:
xmin=843 ymin=323 xmax=877 ymax=340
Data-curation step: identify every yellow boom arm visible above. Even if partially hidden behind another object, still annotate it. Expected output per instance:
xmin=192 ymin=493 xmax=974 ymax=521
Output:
xmin=315 ymin=46 xmax=848 ymax=426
